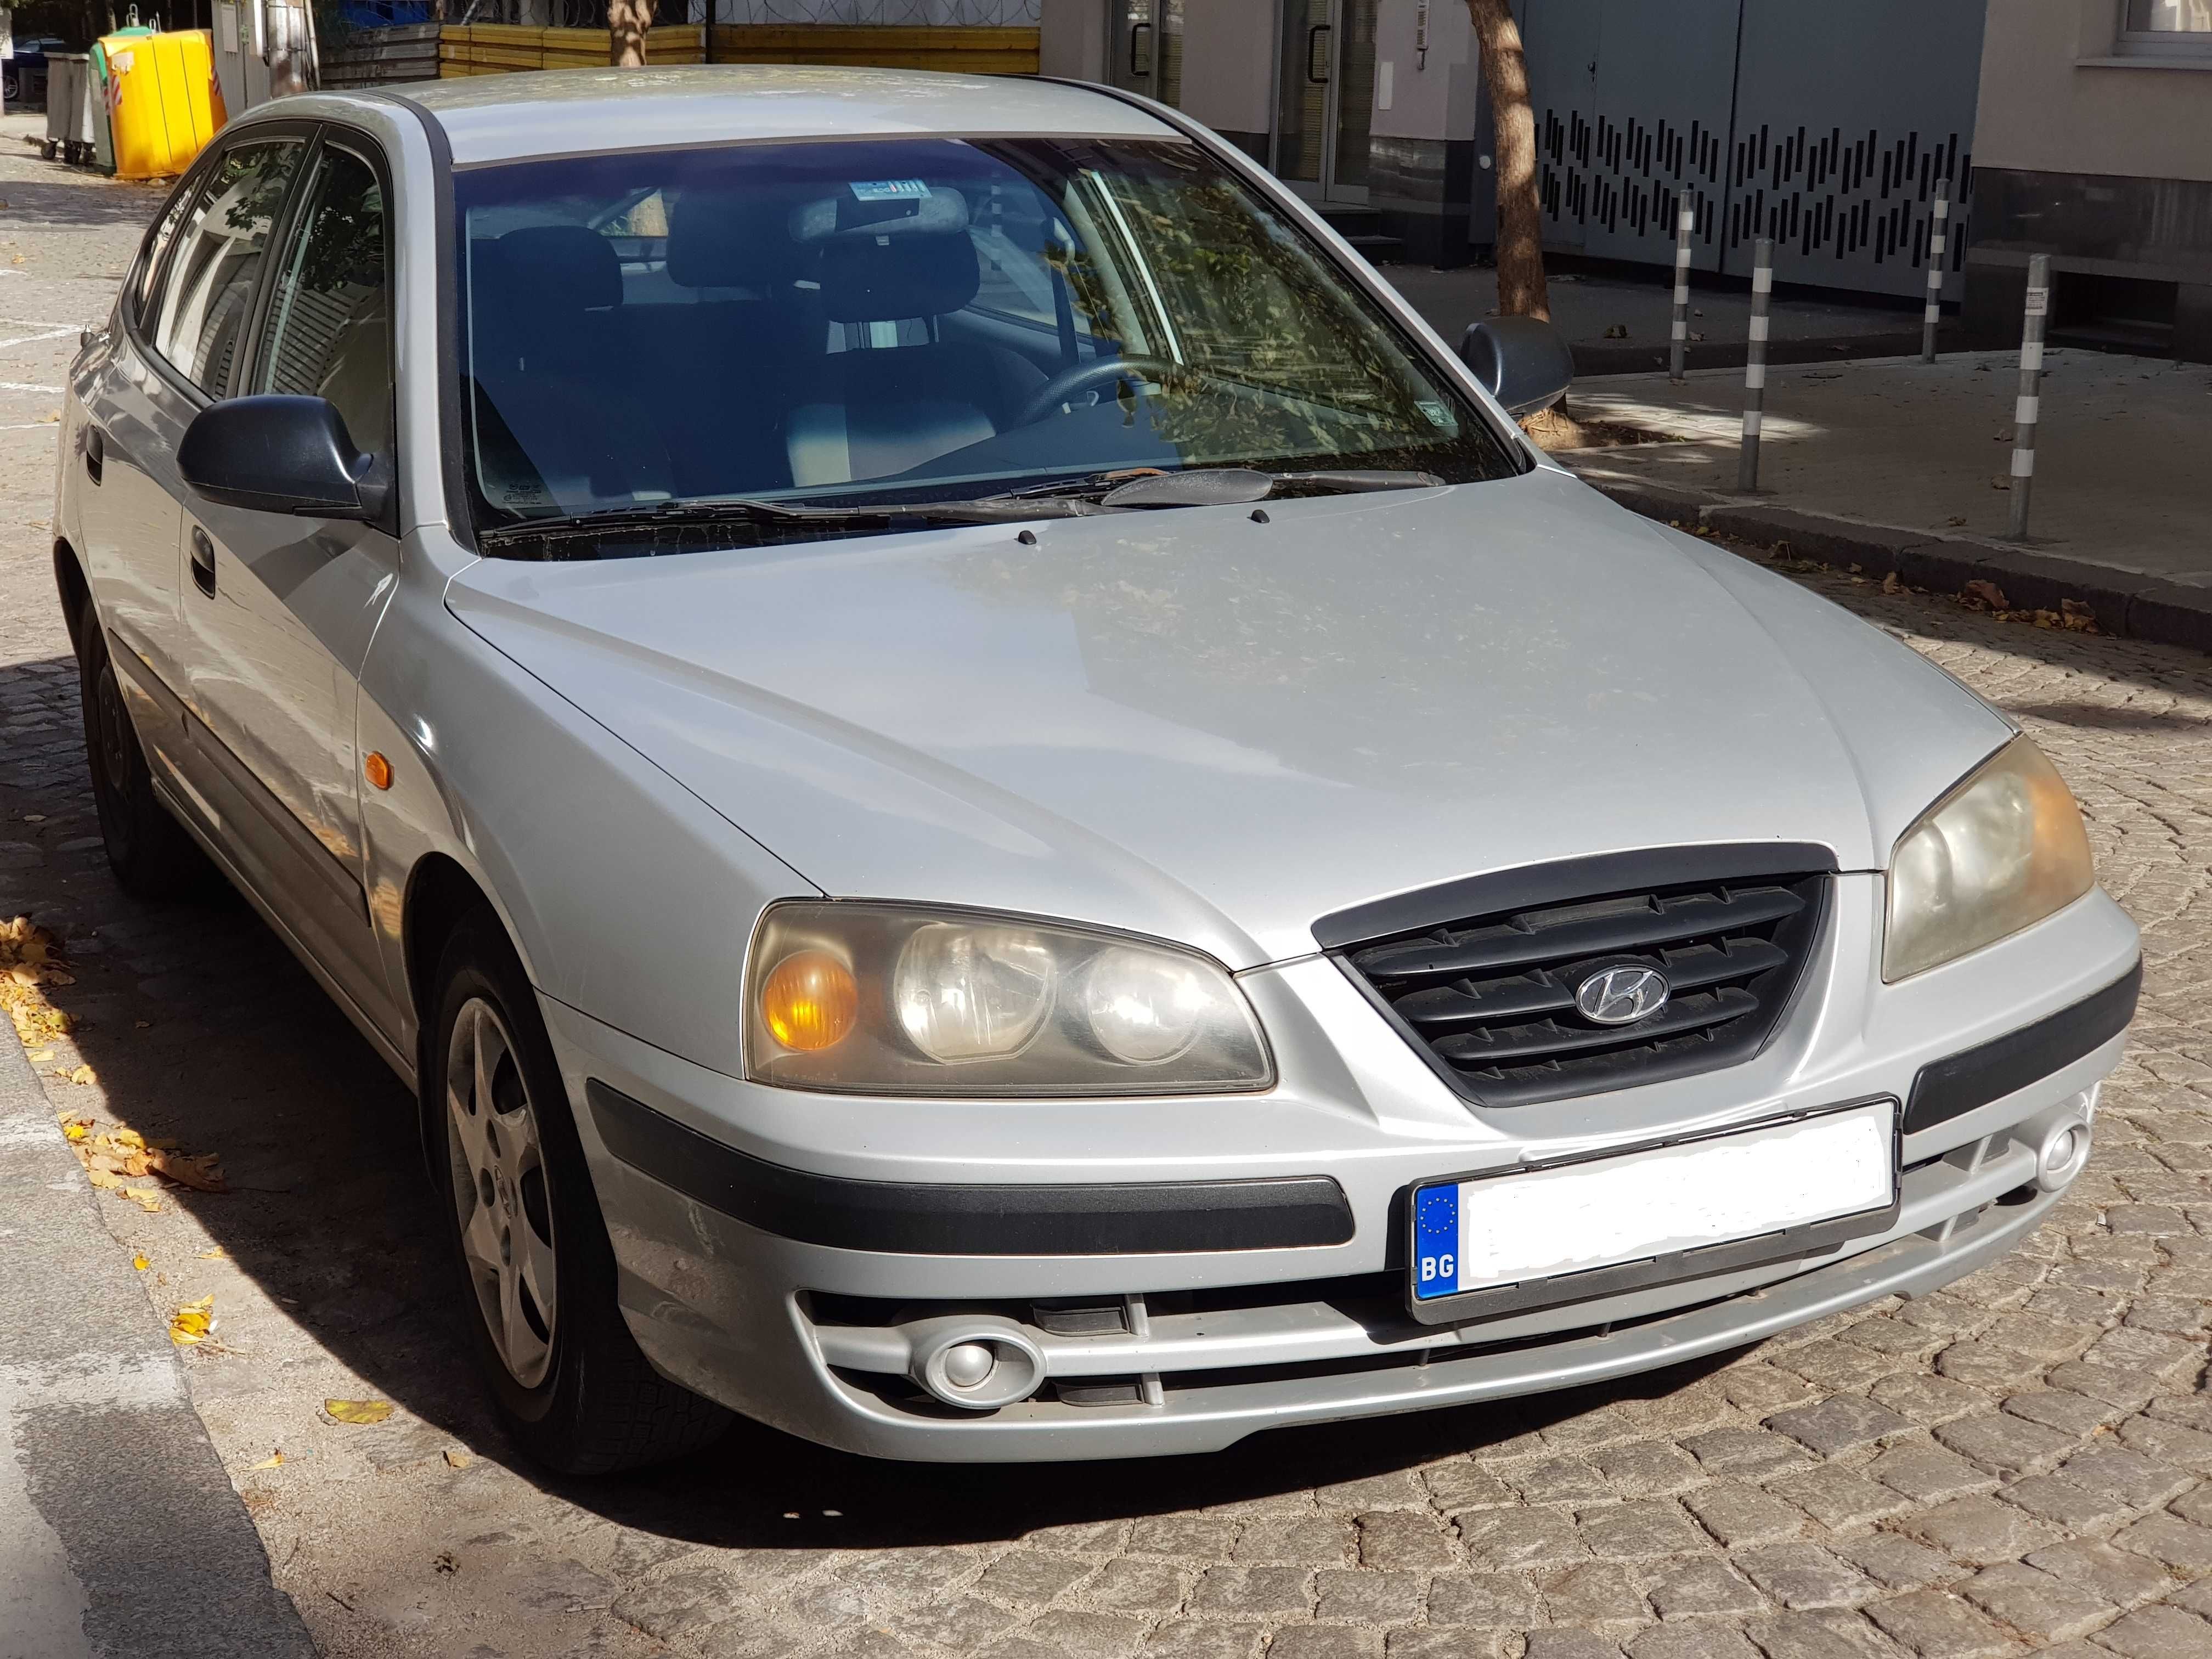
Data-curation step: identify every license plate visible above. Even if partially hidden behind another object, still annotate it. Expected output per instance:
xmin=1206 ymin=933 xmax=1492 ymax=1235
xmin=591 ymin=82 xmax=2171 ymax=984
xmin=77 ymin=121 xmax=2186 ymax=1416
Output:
xmin=1410 ymin=1098 xmax=1899 ymax=1317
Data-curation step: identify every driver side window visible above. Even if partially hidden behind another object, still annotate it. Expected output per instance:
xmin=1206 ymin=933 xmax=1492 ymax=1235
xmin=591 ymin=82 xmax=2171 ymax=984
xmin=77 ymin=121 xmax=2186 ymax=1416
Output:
xmin=251 ymin=145 xmax=393 ymax=459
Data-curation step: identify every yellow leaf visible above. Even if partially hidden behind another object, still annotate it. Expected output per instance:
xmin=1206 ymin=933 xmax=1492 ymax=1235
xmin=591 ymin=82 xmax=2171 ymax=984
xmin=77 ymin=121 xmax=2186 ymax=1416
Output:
xmin=148 ymin=1149 xmax=227 ymax=1193
xmin=324 ymin=1399 xmax=394 ymax=1426
xmin=119 ymin=1189 xmax=161 ymax=1214
xmin=169 ymin=1297 xmax=213 ymax=1345
xmin=63 ymin=1121 xmax=89 ymax=1142
xmin=86 ymin=1166 xmax=123 ymax=1190
xmin=252 ymin=1451 xmax=285 ymax=1469
xmin=66 ymin=1064 xmax=95 ymax=1086
xmin=112 ymin=1127 xmax=145 ymax=1150
xmin=443 ymin=1448 xmax=472 ymax=1469
xmin=197 ymin=1246 xmax=229 ymax=1260
xmin=28 ymin=1048 xmax=54 ymax=1064
xmin=132 ymin=1254 xmax=149 ymax=1271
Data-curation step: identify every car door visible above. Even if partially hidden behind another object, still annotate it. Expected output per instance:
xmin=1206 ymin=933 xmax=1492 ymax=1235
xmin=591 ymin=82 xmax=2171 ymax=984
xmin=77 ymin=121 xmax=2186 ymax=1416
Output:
xmin=172 ymin=128 xmax=402 ymax=1041
xmin=71 ymin=143 xmax=277 ymax=705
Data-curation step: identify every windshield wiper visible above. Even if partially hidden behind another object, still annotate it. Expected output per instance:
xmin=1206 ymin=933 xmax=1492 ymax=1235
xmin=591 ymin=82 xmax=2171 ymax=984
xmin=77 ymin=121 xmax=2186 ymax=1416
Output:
xmin=985 ymin=466 xmax=1446 ymax=509
xmin=477 ymin=492 xmax=1105 ymax=549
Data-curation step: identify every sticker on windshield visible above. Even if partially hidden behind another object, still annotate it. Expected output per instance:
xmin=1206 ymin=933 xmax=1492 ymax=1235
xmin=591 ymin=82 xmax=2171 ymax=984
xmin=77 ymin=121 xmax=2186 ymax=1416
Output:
xmin=850 ymin=180 xmax=931 ymax=202
xmin=1416 ymin=400 xmax=1455 ymax=428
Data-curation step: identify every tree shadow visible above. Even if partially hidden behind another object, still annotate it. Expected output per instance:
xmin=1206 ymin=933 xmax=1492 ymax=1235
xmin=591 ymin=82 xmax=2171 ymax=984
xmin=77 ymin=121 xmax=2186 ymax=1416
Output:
xmin=0 ymin=170 xmax=172 ymax=233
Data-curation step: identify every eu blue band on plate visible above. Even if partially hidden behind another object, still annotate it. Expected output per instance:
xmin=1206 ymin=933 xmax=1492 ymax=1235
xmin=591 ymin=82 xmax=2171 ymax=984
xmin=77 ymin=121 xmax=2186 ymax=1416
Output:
xmin=1413 ymin=1182 xmax=1459 ymax=1300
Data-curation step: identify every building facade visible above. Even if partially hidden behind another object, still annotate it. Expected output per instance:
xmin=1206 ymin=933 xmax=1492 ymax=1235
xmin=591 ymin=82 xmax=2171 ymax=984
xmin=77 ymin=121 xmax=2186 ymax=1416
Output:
xmin=1041 ymin=2 xmax=1992 ymax=305
xmin=1965 ymin=0 xmax=2212 ymax=361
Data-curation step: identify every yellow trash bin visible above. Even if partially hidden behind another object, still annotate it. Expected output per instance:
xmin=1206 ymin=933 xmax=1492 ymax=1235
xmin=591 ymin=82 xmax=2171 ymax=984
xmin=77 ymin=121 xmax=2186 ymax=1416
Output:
xmin=101 ymin=29 xmax=225 ymax=181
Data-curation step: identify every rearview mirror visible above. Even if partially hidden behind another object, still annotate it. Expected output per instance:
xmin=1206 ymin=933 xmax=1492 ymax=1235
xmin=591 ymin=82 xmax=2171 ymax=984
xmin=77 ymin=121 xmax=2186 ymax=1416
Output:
xmin=1458 ymin=316 xmax=1575 ymax=417
xmin=179 ymin=395 xmax=390 ymax=522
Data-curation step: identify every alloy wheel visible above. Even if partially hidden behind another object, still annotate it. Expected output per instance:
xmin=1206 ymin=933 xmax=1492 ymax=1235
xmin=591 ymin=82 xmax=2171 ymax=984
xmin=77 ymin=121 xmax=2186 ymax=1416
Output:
xmin=445 ymin=996 xmax=558 ymax=1389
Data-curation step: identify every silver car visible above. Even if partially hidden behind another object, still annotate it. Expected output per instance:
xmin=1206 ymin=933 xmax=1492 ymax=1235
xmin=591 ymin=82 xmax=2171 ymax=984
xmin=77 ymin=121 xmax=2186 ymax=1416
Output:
xmin=52 ymin=67 xmax=2138 ymax=1471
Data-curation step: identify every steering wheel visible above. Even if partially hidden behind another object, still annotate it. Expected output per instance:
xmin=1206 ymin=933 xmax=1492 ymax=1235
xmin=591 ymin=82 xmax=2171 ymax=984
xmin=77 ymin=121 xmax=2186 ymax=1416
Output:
xmin=1016 ymin=355 xmax=1206 ymax=428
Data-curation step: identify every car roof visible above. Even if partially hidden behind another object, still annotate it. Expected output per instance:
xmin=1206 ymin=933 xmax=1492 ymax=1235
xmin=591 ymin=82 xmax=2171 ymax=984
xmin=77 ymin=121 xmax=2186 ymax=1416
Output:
xmin=384 ymin=65 xmax=1182 ymax=169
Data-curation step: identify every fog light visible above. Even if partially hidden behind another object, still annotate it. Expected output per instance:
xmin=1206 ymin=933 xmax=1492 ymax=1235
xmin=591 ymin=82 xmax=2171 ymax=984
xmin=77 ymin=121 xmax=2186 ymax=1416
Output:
xmin=2034 ymin=1116 xmax=2091 ymax=1193
xmin=941 ymin=1342 xmax=995 ymax=1390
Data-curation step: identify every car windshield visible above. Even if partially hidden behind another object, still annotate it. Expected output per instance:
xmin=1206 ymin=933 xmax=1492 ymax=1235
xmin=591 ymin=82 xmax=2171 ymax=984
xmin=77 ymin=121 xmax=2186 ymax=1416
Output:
xmin=454 ymin=134 xmax=1520 ymax=554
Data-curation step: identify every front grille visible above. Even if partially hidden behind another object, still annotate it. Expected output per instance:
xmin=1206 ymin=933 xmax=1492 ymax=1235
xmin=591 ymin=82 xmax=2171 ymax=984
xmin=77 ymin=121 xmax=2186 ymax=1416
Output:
xmin=1339 ymin=865 xmax=1829 ymax=1107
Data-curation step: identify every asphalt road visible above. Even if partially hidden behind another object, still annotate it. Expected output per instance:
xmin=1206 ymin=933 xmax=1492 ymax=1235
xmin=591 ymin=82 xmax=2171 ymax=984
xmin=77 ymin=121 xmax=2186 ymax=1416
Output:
xmin=1 ymin=116 xmax=2208 ymax=1659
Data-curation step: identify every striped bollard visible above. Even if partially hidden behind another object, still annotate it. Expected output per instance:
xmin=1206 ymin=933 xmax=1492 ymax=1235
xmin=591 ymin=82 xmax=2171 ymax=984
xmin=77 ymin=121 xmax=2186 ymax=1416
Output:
xmin=1922 ymin=180 xmax=1949 ymax=363
xmin=2009 ymin=253 xmax=2050 ymax=540
xmin=1669 ymin=194 xmax=1694 ymax=382
xmin=1738 ymin=236 xmax=1773 ymax=492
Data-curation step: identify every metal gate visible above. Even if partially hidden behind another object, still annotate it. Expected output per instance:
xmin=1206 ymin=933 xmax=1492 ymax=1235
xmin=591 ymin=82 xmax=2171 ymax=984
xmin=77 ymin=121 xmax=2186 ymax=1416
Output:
xmin=1515 ymin=0 xmax=1983 ymax=300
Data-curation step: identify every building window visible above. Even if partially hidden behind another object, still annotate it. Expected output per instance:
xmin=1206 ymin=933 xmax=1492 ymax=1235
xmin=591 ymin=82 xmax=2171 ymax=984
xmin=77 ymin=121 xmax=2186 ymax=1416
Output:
xmin=2119 ymin=0 xmax=2212 ymax=58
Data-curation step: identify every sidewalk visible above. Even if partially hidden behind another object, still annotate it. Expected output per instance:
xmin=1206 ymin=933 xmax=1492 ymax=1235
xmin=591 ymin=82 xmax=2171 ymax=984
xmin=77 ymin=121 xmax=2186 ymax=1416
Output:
xmin=1555 ymin=349 xmax=2212 ymax=652
xmin=1379 ymin=262 xmax=1938 ymax=376
xmin=0 ymin=1025 xmax=318 ymax=1659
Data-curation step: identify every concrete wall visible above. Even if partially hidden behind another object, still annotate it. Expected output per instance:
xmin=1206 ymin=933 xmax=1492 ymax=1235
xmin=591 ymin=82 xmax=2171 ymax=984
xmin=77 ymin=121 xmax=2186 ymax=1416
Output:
xmin=1179 ymin=0 xmax=1275 ymax=146
xmin=1038 ymin=0 xmax=1106 ymax=80
xmin=1973 ymin=0 xmax=2212 ymax=183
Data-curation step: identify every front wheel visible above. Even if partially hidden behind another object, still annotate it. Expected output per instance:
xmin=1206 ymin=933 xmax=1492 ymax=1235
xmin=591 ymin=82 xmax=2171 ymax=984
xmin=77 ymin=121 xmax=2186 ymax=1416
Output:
xmin=431 ymin=911 xmax=730 ymax=1474
xmin=76 ymin=624 xmax=210 ymax=899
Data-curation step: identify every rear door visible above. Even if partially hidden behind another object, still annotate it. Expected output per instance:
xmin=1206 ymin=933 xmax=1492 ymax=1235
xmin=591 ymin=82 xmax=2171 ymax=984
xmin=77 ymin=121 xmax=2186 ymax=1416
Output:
xmin=172 ymin=128 xmax=402 ymax=1041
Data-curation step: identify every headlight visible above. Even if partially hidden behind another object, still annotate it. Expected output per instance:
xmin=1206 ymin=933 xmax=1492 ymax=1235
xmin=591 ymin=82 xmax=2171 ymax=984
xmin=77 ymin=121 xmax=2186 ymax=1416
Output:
xmin=745 ymin=902 xmax=1273 ymax=1096
xmin=1884 ymin=737 xmax=2094 ymax=981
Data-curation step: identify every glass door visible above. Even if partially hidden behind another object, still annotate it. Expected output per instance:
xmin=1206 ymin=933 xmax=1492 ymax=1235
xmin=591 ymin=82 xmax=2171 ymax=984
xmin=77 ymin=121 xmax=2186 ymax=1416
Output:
xmin=1107 ymin=0 xmax=1184 ymax=108
xmin=1273 ymin=0 xmax=1376 ymax=204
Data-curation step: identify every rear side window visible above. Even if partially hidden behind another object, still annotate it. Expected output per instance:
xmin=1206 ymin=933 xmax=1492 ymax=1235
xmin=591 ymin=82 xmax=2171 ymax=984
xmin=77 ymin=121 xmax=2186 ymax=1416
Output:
xmin=251 ymin=146 xmax=392 ymax=458
xmin=148 ymin=138 xmax=305 ymax=397
xmin=132 ymin=171 xmax=200 ymax=320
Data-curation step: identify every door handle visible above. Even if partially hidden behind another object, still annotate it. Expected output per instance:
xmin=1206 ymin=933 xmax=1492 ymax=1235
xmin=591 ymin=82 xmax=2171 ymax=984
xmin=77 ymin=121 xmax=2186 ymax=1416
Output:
xmin=1130 ymin=20 xmax=1151 ymax=78
xmin=189 ymin=526 xmax=216 ymax=597
xmin=1308 ymin=22 xmax=1332 ymax=84
xmin=83 ymin=423 xmax=104 ymax=486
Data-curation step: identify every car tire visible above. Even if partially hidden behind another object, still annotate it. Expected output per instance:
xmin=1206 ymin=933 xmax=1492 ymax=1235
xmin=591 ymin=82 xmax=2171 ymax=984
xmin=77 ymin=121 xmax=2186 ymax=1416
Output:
xmin=76 ymin=624 xmax=211 ymax=899
xmin=430 ymin=910 xmax=731 ymax=1475
xmin=1 ymin=70 xmax=18 ymax=105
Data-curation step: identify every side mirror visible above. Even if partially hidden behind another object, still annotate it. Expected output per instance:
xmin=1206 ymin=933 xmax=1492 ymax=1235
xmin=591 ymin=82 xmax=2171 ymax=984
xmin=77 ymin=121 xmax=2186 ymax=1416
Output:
xmin=178 ymin=395 xmax=390 ymax=522
xmin=1458 ymin=315 xmax=1575 ymax=417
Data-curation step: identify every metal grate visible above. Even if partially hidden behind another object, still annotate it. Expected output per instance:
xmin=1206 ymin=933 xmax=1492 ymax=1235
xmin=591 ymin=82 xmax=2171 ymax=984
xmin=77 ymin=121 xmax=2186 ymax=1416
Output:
xmin=1339 ymin=870 xmax=1828 ymax=1108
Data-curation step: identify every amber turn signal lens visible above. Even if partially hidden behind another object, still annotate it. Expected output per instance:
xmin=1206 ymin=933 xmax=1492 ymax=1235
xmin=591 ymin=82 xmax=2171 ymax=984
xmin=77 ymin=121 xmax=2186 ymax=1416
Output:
xmin=364 ymin=751 xmax=393 ymax=791
xmin=759 ymin=950 xmax=858 ymax=1052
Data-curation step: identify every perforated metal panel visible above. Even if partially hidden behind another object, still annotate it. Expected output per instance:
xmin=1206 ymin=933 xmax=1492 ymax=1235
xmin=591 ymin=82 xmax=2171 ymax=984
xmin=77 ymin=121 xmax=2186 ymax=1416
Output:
xmin=1515 ymin=0 xmax=1984 ymax=300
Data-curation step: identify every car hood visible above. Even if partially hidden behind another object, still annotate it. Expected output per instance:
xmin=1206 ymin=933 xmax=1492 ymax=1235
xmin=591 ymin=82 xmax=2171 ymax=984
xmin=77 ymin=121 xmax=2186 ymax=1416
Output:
xmin=447 ymin=467 xmax=2008 ymax=968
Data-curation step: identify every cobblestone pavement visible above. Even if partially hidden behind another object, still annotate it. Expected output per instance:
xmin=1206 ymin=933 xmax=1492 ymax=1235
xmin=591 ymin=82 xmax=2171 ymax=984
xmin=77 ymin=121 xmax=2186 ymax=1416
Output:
xmin=3 ymin=117 xmax=2210 ymax=1659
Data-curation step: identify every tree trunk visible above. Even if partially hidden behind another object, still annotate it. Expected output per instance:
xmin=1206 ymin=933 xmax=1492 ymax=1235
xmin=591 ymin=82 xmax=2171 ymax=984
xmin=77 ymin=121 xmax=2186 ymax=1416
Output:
xmin=609 ymin=0 xmax=653 ymax=66
xmin=1464 ymin=0 xmax=1549 ymax=321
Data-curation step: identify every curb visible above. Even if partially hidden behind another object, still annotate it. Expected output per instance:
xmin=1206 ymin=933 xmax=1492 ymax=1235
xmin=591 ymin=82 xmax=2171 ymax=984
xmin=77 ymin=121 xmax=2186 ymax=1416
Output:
xmin=1566 ymin=468 xmax=2212 ymax=654
xmin=0 ymin=1029 xmax=318 ymax=1657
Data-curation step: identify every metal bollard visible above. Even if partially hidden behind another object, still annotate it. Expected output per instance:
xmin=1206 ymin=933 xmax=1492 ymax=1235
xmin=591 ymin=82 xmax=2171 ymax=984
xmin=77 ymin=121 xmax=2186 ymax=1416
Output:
xmin=2009 ymin=252 xmax=2050 ymax=540
xmin=1738 ymin=236 xmax=1773 ymax=492
xmin=1922 ymin=180 xmax=1949 ymax=364
xmin=1670 ymin=194 xmax=1694 ymax=382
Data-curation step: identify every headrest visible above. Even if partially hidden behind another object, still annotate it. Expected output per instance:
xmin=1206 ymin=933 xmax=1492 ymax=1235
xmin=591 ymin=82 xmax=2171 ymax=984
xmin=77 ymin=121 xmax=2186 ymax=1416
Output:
xmin=481 ymin=225 xmax=620 ymax=315
xmin=664 ymin=191 xmax=804 ymax=291
xmin=819 ymin=233 xmax=980 ymax=323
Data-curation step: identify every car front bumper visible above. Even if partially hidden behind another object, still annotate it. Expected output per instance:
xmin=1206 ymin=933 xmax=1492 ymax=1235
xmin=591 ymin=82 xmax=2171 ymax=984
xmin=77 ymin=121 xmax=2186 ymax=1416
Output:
xmin=541 ymin=878 xmax=2139 ymax=1462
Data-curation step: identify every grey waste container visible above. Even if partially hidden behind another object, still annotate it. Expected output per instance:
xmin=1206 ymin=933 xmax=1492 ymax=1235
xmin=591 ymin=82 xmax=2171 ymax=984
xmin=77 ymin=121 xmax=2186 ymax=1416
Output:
xmin=42 ymin=53 xmax=94 ymax=164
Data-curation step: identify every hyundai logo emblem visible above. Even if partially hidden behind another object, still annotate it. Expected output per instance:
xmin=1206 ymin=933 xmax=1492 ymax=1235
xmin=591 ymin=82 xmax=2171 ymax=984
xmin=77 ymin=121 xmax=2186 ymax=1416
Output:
xmin=1575 ymin=964 xmax=1670 ymax=1026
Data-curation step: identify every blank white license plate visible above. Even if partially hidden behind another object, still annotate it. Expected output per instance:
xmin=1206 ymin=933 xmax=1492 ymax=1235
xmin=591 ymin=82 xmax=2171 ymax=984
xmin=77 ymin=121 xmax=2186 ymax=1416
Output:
xmin=1411 ymin=1099 xmax=1897 ymax=1303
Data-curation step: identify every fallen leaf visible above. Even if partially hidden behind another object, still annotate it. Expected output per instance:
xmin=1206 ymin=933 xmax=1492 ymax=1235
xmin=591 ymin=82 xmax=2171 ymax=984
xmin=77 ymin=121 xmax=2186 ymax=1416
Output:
xmin=28 ymin=1048 xmax=54 ymax=1064
xmin=252 ymin=1451 xmax=285 ymax=1469
xmin=170 ymin=1295 xmax=214 ymax=1346
xmin=1881 ymin=572 xmax=1903 ymax=594
xmin=132 ymin=1254 xmax=149 ymax=1271
xmin=1962 ymin=579 xmax=2011 ymax=611
xmin=148 ymin=1149 xmax=227 ymax=1193
xmin=1944 ymin=515 xmax=1967 ymax=527
xmin=325 ymin=1399 xmax=395 ymax=1426
xmin=86 ymin=1165 xmax=123 ymax=1190
xmin=119 ymin=1189 xmax=161 ymax=1214
xmin=1989 ymin=476 xmax=2011 ymax=491
xmin=197 ymin=1246 xmax=229 ymax=1261
xmin=62 ymin=1120 xmax=89 ymax=1142
xmin=66 ymin=1064 xmax=95 ymax=1086
xmin=443 ymin=1449 xmax=472 ymax=1469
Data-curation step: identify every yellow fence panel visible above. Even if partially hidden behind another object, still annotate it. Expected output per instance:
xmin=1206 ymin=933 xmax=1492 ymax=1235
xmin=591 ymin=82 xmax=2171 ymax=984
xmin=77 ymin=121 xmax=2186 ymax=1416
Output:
xmin=440 ymin=22 xmax=1035 ymax=79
